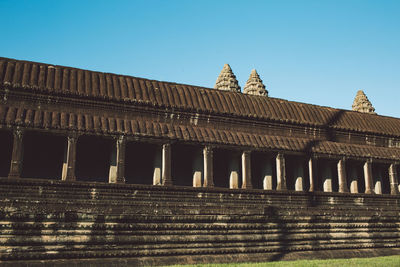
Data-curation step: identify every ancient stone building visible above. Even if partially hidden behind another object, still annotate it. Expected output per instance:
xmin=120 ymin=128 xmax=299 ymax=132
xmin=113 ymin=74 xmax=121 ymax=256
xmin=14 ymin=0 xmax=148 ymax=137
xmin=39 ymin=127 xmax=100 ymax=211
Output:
xmin=1 ymin=57 xmax=400 ymax=266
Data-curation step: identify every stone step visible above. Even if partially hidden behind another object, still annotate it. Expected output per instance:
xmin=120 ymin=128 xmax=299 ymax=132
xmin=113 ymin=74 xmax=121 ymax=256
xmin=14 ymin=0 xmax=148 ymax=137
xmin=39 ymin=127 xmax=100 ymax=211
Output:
xmin=1 ymin=240 xmax=399 ymax=261
xmin=2 ymin=230 xmax=400 ymax=246
xmin=1 ymin=177 xmax=400 ymax=263
xmin=1 ymin=189 xmax=397 ymax=213
xmin=1 ymin=178 xmax=397 ymax=204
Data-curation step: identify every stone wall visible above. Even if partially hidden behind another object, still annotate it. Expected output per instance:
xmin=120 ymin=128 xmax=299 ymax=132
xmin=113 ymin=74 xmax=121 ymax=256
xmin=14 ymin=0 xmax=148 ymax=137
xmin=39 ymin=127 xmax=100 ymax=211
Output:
xmin=1 ymin=177 xmax=400 ymax=266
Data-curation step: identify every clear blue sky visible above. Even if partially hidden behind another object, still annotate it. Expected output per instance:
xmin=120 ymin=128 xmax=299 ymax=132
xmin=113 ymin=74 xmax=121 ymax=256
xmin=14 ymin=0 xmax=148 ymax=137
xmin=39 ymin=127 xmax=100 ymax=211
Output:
xmin=1 ymin=0 xmax=400 ymax=117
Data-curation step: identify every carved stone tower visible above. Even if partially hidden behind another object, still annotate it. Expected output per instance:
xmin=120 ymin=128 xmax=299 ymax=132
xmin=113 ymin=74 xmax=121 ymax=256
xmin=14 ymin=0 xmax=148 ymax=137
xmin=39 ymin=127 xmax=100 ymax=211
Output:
xmin=214 ymin=64 xmax=241 ymax=92
xmin=352 ymin=90 xmax=376 ymax=114
xmin=243 ymin=69 xmax=268 ymax=96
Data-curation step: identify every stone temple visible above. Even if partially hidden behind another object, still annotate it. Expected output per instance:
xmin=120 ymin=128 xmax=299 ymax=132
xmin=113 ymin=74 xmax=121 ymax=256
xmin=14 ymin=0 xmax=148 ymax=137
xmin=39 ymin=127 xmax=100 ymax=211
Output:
xmin=1 ymin=57 xmax=400 ymax=266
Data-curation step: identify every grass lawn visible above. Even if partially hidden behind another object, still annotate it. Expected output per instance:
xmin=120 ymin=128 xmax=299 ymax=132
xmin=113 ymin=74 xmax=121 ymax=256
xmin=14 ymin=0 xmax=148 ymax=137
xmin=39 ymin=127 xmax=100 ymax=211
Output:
xmin=168 ymin=255 xmax=400 ymax=267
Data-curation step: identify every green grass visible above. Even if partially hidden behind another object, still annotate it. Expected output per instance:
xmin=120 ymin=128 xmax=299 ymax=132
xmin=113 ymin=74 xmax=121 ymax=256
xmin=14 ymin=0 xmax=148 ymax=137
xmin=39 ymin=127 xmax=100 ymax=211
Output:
xmin=168 ymin=255 xmax=400 ymax=267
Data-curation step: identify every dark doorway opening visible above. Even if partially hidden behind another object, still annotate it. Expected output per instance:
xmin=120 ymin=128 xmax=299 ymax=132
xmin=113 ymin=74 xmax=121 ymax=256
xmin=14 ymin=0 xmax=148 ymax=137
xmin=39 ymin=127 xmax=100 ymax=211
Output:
xmin=125 ymin=142 xmax=159 ymax=185
xmin=316 ymin=159 xmax=338 ymax=192
xmin=213 ymin=149 xmax=241 ymax=188
xmin=346 ymin=161 xmax=365 ymax=193
xmin=76 ymin=135 xmax=111 ymax=183
xmin=250 ymin=152 xmax=275 ymax=190
xmin=303 ymin=159 xmax=310 ymax=192
xmin=0 ymin=130 xmax=12 ymax=177
xmin=285 ymin=156 xmax=310 ymax=191
xmin=373 ymin=164 xmax=390 ymax=194
xmin=172 ymin=144 xmax=202 ymax=186
xmin=330 ymin=161 xmax=339 ymax=192
xmin=21 ymin=131 xmax=65 ymax=179
xmin=286 ymin=156 xmax=296 ymax=191
xmin=381 ymin=165 xmax=390 ymax=194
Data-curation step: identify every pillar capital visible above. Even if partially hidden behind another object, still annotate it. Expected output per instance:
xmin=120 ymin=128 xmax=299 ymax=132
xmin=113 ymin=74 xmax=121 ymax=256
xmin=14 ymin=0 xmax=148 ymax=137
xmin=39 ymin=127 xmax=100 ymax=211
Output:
xmin=204 ymin=145 xmax=214 ymax=156
xmin=66 ymin=134 xmax=79 ymax=146
xmin=117 ymin=135 xmax=126 ymax=144
xmin=162 ymin=143 xmax=171 ymax=151
xmin=13 ymin=128 xmax=24 ymax=139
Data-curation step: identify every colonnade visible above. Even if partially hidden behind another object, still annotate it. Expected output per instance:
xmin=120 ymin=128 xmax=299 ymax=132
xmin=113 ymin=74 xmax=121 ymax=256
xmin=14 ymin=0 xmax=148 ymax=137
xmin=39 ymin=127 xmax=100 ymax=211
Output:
xmin=4 ymin=129 xmax=400 ymax=195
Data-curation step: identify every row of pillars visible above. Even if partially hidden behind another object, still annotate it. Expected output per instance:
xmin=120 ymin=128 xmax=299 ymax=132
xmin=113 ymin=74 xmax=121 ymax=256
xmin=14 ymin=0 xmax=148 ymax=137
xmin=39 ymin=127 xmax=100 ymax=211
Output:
xmin=7 ymin=130 xmax=176 ymax=185
xmin=317 ymin=158 xmax=399 ymax=195
xmin=6 ymin=129 xmax=400 ymax=195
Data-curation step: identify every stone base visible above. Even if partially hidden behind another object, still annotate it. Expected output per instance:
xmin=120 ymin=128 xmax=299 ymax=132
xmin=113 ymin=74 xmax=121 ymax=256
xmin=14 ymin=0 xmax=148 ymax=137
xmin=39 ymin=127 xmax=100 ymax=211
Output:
xmin=3 ymin=248 xmax=400 ymax=267
xmin=1 ymin=177 xmax=400 ymax=266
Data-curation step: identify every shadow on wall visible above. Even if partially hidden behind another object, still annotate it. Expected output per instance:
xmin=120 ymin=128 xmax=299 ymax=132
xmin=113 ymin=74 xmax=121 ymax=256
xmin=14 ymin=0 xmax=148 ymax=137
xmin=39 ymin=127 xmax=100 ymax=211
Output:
xmin=0 ymin=181 xmax=398 ymax=262
xmin=263 ymin=205 xmax=289 ymax=261
xmin=263 ymin=200 xmax=330 ymax=261
xmin=301 ymin=109 xmax=346 ymax=154
xmin=5 ymin=210 xmax=47 ymax=260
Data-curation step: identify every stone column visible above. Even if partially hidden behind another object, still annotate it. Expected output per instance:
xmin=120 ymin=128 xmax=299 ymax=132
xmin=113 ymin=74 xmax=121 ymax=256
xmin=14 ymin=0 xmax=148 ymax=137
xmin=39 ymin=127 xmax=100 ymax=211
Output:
xmin=192 ymin=149 xmax=203 ymax=187
xmin=337 ymin=158 xmax=348 ymax=193
xmin=276 ymin=152 xmax=287 ymax=190
xmin=229 ymin=153 xmax=240 ymax=189
xmin=349 ymin=166 xmax=359 ymax=193
xmin=153 ymin=145 xmax=162 ymax=185
xmin=203 ymin=146 xmax=214 ymax=187
xmin=363 ymin=160 xmax=373 ymax=194
xmin=263 ymin=157 xmax=273 ymax=190
xmin=322 ymin=162 xmax=332 ymax=192
xmin=8 ymin=129 xmax=24 ymax=178
xmin=109 ymin=136 xmax=126 ymax=184
xmin=389 ymin=163 xmax=399 ymax=195
xmin=295 ymin=161 xmax=304 ymax=191
xmin=308 ymin=157 xmax=314 ymax=192
xmin=374 ymin=167 xmax=382 ymax=195
xmin=162 ymin=143 xmax=172 ymax=186
xmin=62 ymin=134 xmax=78 ymax=181
xmin=241 ymin=151 xmax=252 ymax=189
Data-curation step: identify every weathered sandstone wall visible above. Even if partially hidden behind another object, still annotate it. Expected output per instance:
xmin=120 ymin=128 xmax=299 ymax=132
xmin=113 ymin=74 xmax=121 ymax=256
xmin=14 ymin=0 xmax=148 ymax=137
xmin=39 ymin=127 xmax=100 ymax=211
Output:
xmin=1 ymin=177 xmax=400 ymax=266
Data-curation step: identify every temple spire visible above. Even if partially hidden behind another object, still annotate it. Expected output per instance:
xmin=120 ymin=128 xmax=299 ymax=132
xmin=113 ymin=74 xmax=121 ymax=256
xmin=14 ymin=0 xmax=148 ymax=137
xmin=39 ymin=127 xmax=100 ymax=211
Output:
xmin=243 ymin=69 xmax=268 ymax=96
xmin=352 ymin=90 xmax=376 ymax=114
xmin=214 ymin=64 xmax=241 ymax=92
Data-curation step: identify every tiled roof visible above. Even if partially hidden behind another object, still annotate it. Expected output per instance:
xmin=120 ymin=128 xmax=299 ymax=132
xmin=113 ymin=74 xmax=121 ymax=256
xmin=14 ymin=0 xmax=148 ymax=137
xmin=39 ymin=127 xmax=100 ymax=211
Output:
xmin=1 ymin=57 xmax=399 ymax=138
xmin=1 ymin=105 xmax=400 ymax=160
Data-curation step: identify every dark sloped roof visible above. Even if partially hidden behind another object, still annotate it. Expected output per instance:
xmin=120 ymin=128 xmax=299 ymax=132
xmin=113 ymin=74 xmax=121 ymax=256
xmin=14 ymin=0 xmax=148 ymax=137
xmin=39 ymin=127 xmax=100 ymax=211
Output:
xmin=1 ymin=104 xmax=400 ymax=160
xmin=1 ymin=57 xmax=400 ymax=137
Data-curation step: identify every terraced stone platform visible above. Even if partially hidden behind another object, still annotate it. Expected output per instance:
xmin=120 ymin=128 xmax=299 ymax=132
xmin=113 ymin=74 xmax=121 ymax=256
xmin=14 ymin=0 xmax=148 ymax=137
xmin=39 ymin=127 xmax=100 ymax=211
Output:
xmin=1 ymin=177 xmax=400 ymax=266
